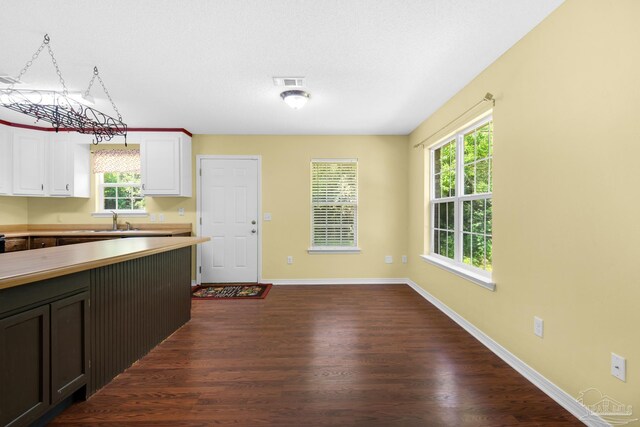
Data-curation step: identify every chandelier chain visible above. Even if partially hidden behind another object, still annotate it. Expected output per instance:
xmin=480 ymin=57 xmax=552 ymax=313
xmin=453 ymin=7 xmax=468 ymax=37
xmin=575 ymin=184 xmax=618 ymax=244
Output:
xmin=11 ymin=34 xmax=69 ymax=95
xmin=84 ymin=67 xmax=122 ymax=121
xmin=46 ymin=44 xmax=69 ymax=95
xmin=11 ymin=36 xmax=48 ymax=90
xmin=98 ymin=70 xmax=121 ymax=121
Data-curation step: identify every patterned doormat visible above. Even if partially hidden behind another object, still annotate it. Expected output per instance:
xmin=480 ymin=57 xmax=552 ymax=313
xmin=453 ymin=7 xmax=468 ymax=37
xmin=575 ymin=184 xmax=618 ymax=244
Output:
xmin=192 ymin=283 xmax=272 ymax=300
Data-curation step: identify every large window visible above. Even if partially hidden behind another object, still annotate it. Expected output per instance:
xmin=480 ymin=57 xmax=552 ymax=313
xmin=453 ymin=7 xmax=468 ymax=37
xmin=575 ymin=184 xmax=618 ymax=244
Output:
xmin=310 ymin=159 xmax=358 ymax=252
xmin=94 ymin=149 xmax=146 ymax=213
xmin=429 ymin=116 xmax=493 ymax=280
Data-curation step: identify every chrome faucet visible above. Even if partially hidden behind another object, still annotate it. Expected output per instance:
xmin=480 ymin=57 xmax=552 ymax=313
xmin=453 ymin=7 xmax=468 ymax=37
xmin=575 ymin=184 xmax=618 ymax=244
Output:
xmin=111 ymin=210 xmax=118 ymax=230
xmin=125 ymin=221 xmax=132 ymax=231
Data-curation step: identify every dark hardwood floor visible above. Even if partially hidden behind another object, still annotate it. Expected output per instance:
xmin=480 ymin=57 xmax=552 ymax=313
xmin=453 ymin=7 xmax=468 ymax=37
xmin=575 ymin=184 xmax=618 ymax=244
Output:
xmin=51 ymin=285 xmax=582 ymax=426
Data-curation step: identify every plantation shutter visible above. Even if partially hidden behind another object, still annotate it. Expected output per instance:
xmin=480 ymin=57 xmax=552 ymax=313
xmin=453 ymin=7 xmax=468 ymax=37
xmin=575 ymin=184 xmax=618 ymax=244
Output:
xmin=311 ymin=160 xmax=358 ymax=247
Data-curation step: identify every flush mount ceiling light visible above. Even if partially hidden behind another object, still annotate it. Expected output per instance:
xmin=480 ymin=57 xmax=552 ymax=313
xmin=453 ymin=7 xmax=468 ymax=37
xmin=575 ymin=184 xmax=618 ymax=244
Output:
xmin=280 ymin=90 xmax=310 ymax=110
xmin=0 ymin=34 xmax=127 ymax=144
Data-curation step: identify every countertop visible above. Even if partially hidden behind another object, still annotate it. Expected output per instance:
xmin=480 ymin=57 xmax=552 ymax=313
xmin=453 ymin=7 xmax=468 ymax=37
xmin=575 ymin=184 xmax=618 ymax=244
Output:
xmin=0 ymin=236 xmax=209 ymax=290
xmin=1 ymin=229 xmax=191 ymax=238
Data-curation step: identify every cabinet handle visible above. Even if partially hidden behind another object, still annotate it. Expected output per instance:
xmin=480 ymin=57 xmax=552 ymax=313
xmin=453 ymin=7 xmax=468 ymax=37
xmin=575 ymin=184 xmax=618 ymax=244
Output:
xmin=142 ymin=184 xmax=145 ymax=190
xmin=66 ymin=184 xmax=69 ymax=190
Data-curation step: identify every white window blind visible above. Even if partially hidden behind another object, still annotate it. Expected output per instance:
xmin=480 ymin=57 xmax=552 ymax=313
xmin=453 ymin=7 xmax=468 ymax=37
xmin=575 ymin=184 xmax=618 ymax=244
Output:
xmin=311 ymin=160 xmax=358 ymax=248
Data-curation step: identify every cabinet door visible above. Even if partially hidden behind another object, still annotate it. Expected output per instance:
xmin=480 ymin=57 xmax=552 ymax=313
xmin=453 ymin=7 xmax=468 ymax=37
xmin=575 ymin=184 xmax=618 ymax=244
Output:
xmin=0 ymin=305 xmax=50 ymax=427
xmin=31 ymin=237 xmax=58 ymax=249
xmin=56 ymin=237 xmax=111 ymax=246
xmin=12 ymin=130 xmax=47 ymax=195
xmin=49 ymin=134 xmax=91 ymax=198
xmin=49 ymin=134 xmax=72 ymax=196
xmin=4 ymin=237 xmax=28 ymax=252
xmin=50 ymin=292 xmax=89 ymax=404
xmin=141 ymin=136 xmax=181 ymax=195
xmin=0 ymin=127 xmax=12 ymax=195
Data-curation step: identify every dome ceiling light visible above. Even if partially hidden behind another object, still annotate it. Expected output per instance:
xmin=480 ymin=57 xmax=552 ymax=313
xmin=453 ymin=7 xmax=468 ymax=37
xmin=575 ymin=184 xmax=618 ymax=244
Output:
xmin=280 ymin=90 xmax=310 ymax=110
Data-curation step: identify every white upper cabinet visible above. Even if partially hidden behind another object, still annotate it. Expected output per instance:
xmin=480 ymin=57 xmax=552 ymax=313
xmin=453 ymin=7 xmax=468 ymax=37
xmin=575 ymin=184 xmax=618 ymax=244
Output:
xmin=0 ymin=128 xmax=12 ymax=195
xmin=1 ymin=124 xmax=91 ymax=198
xmin=49 ymin=133 xmax=90 ymax=198
xmin=12 ymin=129 xmax=47 ymax=196
xmin=140 ymin=133 xmax=192 ymax=197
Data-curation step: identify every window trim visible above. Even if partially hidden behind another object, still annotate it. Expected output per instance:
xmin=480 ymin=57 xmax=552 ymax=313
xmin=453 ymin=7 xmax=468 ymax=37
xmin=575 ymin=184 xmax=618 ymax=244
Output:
xmin=94 ymin=172 xmax=147 ymax=215
xmin=420 ymin=255 xmax=495 ymax=291
xmin=309 ymin=158 xmax=359 ymax=253
xmin=426 ymin=114 xmax=494 ymax=288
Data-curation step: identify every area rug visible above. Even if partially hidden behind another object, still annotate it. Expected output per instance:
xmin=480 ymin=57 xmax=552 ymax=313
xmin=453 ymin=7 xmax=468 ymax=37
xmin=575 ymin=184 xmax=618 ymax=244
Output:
xmin=192 ymin=283 xmax=272 ymax=300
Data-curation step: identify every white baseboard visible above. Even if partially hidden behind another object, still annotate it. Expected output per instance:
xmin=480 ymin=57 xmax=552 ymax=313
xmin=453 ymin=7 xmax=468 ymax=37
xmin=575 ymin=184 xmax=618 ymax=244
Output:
xmin=269 ymin=278 xmax=407 ymax=285
xmin=405 ymin=279 xmax=607 ymax=427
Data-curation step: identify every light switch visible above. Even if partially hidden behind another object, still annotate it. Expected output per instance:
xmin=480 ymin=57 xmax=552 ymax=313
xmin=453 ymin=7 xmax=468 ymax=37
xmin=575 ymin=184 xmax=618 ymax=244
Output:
xmin=264 ymin=213 xmax=272 ymax=221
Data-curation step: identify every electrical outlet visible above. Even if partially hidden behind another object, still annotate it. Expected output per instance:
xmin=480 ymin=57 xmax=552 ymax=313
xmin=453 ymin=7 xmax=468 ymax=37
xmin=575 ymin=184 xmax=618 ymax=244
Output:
xmin=150 ymin=213 xmax=156 ymax=222
xmin=385 ymin=255 xmax=393 ymax=264
xmin=534 ymin=316 xmax=544 ymax=338
xmin=401 ymin=255 xmax=408 ymax=264
xmin=287 ymin=256 xmax=293 ymax=265
xmin=611 ymin=353 xmax=626 ymax=382
xmin=159 ymin=214 xmax=165 ymax=222
xmin=178 ymin=208 xmax=185 ymax=216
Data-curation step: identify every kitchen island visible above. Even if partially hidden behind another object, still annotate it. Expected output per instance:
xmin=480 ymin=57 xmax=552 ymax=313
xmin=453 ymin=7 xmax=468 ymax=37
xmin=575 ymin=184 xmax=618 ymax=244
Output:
xmin=0 ymin=236 xmax=208 ymax=427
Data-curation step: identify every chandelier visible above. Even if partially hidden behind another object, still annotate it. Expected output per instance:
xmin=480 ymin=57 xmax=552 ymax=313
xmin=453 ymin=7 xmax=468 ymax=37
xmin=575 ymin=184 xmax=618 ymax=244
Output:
xmin=0 ymin=34 xmax=127 ymax=144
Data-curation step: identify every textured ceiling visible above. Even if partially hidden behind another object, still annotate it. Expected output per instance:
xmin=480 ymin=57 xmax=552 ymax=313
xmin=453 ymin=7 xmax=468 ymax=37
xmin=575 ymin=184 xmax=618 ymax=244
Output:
xmin=0 ymin=0 xmax=564 ymax=135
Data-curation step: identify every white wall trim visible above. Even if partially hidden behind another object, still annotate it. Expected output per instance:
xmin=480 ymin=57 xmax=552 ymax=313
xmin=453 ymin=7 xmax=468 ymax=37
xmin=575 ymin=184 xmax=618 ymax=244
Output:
xmin=269 ymin=278 xmax=407 ymax=285
xmin=405 ymin=279 xmax=607 ymax=427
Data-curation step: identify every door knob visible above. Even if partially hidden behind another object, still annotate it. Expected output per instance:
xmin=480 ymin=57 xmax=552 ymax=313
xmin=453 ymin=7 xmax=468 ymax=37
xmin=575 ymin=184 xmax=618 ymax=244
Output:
xmin=251 ymin=229 xmax=257 ymax=234
xmin=251 ymin=220 xmax=256 ymax=225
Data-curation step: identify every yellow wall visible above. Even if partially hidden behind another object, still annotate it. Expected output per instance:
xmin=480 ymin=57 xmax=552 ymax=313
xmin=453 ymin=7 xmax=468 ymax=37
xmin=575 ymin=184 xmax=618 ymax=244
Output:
xmin=0 ymin=196 xmax=28 ymax=225
xmin=193 ymin=135 xmax=409 ymax=280
xmin=408 ymin=0 xmax=639 ymax=413
xmin=12 ymin=135 xmax=409 ymax=280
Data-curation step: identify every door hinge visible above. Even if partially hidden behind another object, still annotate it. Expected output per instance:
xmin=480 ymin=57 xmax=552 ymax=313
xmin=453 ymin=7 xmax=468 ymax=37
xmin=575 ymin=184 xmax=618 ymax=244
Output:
xmin=89 ymin=360 xmax=92 ymax=369
xmin=199 ymin=169 xmax=202 ymax=176
xmin=200 ymin=217 xmax=202 ymax=225
xmin=199 ymin=266 xmax=202 ymax=273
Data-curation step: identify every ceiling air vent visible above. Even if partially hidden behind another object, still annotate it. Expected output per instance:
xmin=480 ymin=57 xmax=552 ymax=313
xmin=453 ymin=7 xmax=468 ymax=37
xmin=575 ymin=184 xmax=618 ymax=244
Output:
xmin=0 ymin=75 xmax=21 ymax=85
xmin=273 ymin=77 xmax=305 ymax=87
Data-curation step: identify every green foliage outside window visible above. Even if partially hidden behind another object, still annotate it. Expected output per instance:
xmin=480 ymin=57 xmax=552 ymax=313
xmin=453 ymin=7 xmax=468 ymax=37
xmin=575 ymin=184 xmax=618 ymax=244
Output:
xmin=102 ymin=172 xmax=145 ymax=211
xmin=431 ymin=119 xmax=493 ymax=272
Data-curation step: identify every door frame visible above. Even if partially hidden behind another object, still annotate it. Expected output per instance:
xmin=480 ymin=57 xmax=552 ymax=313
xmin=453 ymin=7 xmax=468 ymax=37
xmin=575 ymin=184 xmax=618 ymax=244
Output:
xmin=196 ymin=155 xmax=263 ymax=285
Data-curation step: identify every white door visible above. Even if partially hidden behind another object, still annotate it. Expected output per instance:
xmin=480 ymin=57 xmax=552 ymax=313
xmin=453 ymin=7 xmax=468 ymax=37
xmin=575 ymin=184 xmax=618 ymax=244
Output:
xmin=200 ymin=158 xmax=259 ymax=283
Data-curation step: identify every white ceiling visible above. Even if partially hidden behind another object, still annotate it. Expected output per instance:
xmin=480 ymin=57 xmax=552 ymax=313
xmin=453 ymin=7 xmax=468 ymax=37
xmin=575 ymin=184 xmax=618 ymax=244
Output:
xmin=0 ymin=0 xmax=564 ymax=135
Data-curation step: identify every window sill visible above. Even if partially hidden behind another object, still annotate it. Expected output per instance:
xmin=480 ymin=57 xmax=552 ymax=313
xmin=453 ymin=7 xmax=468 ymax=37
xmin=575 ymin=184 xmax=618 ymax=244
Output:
xmin=92 ymin=211 xmax=148 ymax=218
xmin=420 ymin=255 xmax=496 ymax=291
xmin=308 ymin=247 xmax=361 ymax=254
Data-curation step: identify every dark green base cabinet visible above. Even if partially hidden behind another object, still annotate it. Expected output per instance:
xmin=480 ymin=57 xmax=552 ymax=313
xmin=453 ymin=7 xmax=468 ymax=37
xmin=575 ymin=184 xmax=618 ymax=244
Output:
xmin=0 ymin=274 xmax=89 ymax=427
xmin=0 ymin=246 xmax=193 ymax=426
